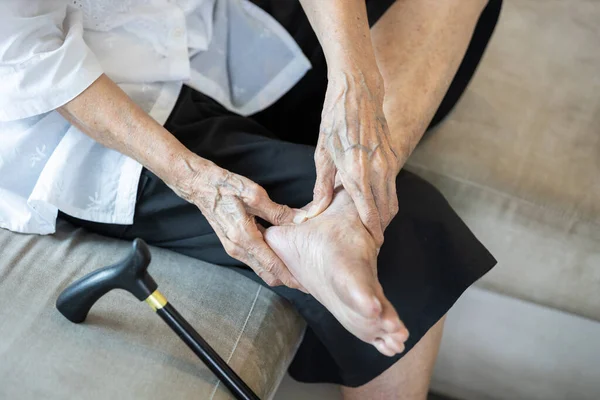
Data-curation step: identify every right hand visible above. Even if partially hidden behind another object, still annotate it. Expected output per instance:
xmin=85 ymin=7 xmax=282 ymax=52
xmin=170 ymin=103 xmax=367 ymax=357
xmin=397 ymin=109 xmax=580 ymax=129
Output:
xmin=174 ymin=159 xmax=307 ymax=290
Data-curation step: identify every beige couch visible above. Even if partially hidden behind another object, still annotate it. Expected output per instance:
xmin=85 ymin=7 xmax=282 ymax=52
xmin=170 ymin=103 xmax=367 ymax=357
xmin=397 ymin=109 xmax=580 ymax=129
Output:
xmin=0 ymin=223 xmax=305 ymax=399
xmin=1 ymin=1 xmax=598 ymax=399
xmin=409 ymin=1 xmax=600 ymax=399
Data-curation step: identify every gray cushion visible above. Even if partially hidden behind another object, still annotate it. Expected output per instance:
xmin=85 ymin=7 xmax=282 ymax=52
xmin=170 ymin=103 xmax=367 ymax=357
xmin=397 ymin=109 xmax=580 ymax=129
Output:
xmin=0 ymin=221 xmax=305 ymax=399
xmin=406 ymin=0 xmax=600 ymax=321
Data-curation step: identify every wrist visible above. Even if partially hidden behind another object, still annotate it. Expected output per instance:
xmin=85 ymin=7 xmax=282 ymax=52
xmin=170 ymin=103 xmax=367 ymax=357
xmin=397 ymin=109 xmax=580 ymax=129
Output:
xmin=328 ymin=54 xmax=382 ymax=85
xmin=328 ymin=65 xmax=385 ymax=104
xmin=390 ymin=136 xmax=412 ymax=173
xmin=168 ymin=151 xmax=214 ymax=203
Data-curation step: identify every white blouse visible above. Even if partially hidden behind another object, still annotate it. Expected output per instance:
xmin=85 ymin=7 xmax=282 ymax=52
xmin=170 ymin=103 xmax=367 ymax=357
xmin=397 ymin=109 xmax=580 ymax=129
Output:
xmin=0 ymin=0 xmax=310 ymax=234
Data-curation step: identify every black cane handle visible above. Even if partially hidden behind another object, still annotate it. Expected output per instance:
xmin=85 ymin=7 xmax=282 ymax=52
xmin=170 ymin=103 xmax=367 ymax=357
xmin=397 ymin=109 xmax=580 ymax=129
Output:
xmin=56 ymin=238 xmax=157 ymax=323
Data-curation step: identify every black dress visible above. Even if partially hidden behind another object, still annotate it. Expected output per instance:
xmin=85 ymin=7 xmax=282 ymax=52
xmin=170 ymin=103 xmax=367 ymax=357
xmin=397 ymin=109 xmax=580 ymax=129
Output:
xmin=61 ymin=0 xmax=503 ymax=387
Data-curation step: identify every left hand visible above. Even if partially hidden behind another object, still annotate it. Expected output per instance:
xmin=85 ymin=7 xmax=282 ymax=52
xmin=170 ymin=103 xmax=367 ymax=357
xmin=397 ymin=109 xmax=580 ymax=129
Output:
xmin=309 ymin=71 xmax=401 ymax=246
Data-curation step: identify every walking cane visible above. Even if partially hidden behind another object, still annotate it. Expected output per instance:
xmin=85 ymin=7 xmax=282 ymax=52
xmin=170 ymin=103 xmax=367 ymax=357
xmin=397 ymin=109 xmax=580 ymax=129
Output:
xmin=56 ymin=238 xmax=261 ymax=400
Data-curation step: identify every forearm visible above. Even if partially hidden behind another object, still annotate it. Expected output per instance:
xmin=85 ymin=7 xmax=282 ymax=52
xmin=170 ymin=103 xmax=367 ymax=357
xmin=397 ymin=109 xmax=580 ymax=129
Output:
xmin=299 ymin=0 xmax=382 ymax=85
xmin=58 ymin=74 xmax=202 ymax=191
xmin=373 ymin=0 xmax=488 ymax=162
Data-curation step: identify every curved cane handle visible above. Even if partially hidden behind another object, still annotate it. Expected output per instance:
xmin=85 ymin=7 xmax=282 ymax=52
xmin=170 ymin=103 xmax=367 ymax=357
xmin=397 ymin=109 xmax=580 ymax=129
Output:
xmin=56 ymin=238 xmax=156 ymax=323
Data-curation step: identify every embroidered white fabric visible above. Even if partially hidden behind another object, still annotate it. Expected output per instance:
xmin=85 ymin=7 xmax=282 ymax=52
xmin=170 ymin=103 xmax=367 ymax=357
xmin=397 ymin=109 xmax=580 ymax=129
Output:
xmin=0 ymin=0 xmax=311 ymax=234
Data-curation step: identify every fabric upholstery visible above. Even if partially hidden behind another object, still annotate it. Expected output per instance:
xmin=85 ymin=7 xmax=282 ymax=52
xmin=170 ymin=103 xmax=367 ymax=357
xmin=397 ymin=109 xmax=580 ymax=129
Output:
xmin=407 ymin=0 xmax=600 ymax=321
xmin=0 ymin=221 xmax=305 ymax=399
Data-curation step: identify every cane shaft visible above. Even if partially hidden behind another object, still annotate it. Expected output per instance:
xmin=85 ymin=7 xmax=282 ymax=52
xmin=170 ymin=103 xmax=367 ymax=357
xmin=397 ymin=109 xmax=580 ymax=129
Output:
xmin=146 ymin=293 xmax=260 ymax=400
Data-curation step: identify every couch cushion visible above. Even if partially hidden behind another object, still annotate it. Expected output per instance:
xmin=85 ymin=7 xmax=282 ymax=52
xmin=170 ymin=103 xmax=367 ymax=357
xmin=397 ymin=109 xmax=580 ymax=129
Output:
xmin=0 ymin=221 xmax=305 ymax=399
xmin=406 ymin=0 xmax=600 ymax=321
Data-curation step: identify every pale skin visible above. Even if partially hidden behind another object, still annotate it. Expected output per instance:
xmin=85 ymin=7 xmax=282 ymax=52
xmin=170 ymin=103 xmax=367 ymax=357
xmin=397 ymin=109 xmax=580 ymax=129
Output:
xmin=59 ymin=0 xmax=487 ymax=397
xmin=296 ymin=0 xmax=487 ymax=397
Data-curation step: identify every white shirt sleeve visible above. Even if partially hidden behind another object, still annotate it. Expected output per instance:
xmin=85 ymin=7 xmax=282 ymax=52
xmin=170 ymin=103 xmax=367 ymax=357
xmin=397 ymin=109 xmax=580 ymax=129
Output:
xmin=0 ymin=1 xmax=103 ymax=122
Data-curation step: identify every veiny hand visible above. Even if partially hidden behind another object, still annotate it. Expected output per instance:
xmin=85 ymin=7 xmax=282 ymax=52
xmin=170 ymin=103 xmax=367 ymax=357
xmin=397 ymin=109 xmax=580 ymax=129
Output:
xmin=175 ymin=159 xmax=307 ymax=290
xmin=310 ymin=71 xmax=401 ymax=246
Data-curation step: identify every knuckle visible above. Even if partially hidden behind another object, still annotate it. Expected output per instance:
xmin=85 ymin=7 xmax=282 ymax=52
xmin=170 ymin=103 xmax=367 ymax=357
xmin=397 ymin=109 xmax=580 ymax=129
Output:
xmin=223 ymin=242 xmax=239 ymax=258
xmin=373 ymin=155 xmax=387 ymax=170
xmin=240 ymin=215 xmax=256 ymax=230
xmin=365 ymin=207 xmax=380 ymax=223
xmin=271 ymin=206 xmax=289 ymax=225
xmin=244 ymin=183 xmax=265 ymax=205
xmin=230 ymin=247 xmax=243 ymax=258
xmin=262 ymin=259 xmax=278 ymax=274
xmin=227 ymin=229 xmax=243 ymax=244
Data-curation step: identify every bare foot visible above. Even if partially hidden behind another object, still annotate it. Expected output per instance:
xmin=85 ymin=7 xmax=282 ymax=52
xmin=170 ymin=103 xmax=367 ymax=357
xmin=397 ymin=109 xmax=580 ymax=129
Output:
xmin=264 ymin=189 xmax=409 ymax=356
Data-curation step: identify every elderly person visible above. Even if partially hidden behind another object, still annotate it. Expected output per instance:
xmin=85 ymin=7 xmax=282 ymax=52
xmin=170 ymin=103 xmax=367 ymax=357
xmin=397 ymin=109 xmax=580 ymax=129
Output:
xmin=1 ymin=0 xmax=501 ymax=397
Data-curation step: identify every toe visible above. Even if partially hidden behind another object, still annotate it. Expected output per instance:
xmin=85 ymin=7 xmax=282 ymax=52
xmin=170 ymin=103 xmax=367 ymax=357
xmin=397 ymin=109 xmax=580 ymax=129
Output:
xmin=343 ymin=284 xmax=385 ymax=320
xmin=382 ymin=316 xmax=403 ymax=333
xmin=381 ymin=317 xmax=409 ymax=343
xmin=373 ymin=338 xmax=396 ymax=357
xmin=383 ymin=334 xmax=406 ymax=354
xmin=379 ymin=300 xmax=409 ymax=340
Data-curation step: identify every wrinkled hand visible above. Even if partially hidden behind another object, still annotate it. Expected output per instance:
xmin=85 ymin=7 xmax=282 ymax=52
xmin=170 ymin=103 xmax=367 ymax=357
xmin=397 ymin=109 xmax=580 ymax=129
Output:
xmin=175 ymin=159 xmax=307 ymax=289
xmin=310 ymin=72 xmax=400 ymax=246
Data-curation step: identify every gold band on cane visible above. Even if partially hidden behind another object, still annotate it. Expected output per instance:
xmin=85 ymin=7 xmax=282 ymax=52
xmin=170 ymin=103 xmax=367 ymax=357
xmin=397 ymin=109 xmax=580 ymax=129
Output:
xmin=145 ymin=290 xmax=167 ymax=311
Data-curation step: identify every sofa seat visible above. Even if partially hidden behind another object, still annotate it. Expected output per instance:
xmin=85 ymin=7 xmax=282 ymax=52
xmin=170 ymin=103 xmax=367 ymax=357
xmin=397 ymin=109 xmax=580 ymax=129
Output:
xmin=406 ymin=0 xmax=600 ymax=321
xmin=0 ymin=220 xmax=306 ymax=400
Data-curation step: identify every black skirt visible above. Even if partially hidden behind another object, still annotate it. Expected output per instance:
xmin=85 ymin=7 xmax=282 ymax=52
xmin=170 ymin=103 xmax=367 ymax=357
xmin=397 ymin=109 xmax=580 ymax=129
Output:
xmin=62 ymin=0 xmax=502 ymax=387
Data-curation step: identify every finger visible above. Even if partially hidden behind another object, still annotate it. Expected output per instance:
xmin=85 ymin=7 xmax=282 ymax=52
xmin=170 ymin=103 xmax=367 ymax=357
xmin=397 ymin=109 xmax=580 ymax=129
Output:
xmin=234 ymin=241 xmax=282 ymax=286
xmin=309 ymin=152 xmax=336 ymax=219
xmin=256 ymin=270 xmax=283 ymax=287
xmin=386 ymin=177 xmax=399 ymax=228
xmin=371 ymin=173 xmax=392 ymax=232
xmin=211 ymin=214 xmax=279 ymax=284
xmin=247 ymin=237 xmax=302 ymax=289
xmin=245 ymin=184 xmax=306 ymax=226
xmin=340 ymin=171 xmax=385 ymax=246
xmin=256 ymin=222 xmax=267 ymax=235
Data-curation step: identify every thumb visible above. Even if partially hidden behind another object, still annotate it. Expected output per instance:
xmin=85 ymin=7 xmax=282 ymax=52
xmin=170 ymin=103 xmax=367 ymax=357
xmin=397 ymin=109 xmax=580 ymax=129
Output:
xmin=253 ymin=196 xmax=307 ymax=226
xmin=308 ymin=156 xmax=336 ymax=219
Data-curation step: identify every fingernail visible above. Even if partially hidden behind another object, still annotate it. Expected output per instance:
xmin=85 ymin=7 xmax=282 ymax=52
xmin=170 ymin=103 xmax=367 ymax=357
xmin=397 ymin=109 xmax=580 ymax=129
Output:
xmin=306 ymin=205 xmax=320 ymax=219
xmin=293 ymin=210 xmax=308 ymax=225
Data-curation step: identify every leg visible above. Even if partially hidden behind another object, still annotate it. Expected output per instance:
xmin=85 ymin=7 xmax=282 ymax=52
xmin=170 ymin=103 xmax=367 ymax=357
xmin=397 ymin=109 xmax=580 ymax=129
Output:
xmin=371 ymin=0 xmax=503 ymax=138
xmin=329 ymin=0 xmax=501 ymax=396
xmin=341 ymin=316 xmax=446 ymax=400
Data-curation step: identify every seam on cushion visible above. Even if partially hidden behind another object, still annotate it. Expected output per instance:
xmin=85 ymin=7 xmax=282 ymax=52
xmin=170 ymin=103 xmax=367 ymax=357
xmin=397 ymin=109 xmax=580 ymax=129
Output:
xmin=405 ymin=164 xmax=600 ymax=228
xmin=209 ymin=286 xmax=262 ymax=400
